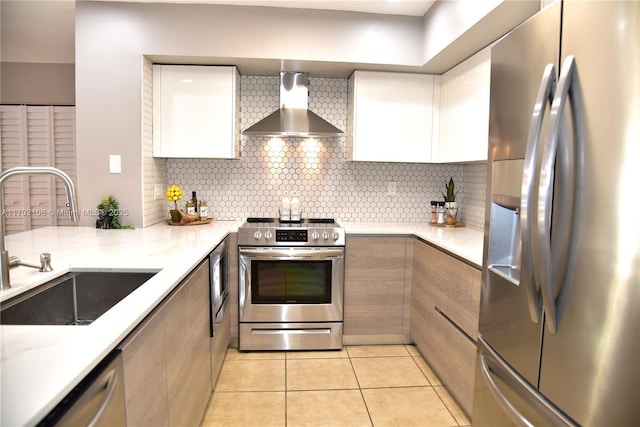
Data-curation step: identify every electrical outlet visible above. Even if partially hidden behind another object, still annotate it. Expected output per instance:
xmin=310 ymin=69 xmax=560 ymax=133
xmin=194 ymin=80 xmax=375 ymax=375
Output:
xmin=387 ymin=181 xmax=397 ymax=196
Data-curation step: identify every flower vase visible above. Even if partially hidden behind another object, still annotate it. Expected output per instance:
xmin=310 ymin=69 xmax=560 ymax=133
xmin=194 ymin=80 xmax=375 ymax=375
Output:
xmin=96 ymin=210 xmax=114 ymax=229
xmin=444 ymin=202 xmax=458 ymax=220
xmin=169 ymin=209 xmax=181 ymax=223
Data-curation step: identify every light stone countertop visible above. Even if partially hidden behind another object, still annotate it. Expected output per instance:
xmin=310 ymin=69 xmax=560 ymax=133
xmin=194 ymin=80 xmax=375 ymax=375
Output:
xmin=0 ymin=219 xmax=484 ymax=426
xmin=340 ymin=220 xmax=484 ymax=268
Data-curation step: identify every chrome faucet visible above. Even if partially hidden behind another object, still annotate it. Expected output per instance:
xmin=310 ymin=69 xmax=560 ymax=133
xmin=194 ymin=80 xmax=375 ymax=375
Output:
xmin=0 ymin=167 xmax=79 ymax=290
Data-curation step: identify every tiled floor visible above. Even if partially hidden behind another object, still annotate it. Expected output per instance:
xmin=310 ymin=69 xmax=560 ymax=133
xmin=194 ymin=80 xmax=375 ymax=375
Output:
xmin=201 ymin=345 xmax=471 ymax=427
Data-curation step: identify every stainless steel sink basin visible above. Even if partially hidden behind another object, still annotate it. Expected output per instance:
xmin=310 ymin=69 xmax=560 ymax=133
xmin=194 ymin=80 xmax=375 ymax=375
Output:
xmin=0 ymin=271 xmax=158 ymax=325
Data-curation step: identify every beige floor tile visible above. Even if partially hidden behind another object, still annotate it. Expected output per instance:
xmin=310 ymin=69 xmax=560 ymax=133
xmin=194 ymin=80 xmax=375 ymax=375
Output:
xmin=215 ymin=359 xmax=285 ymax=391
xmin=223 ymin=348 xmax=286 ymax=360
xmin=201 ymin=391 xmax=285 ymax=427
xmin=413 ymin=354 xmax=443 ymax=385
xmin=287 ymin=358 xmax=359 ymax=391
xmin=362 ymin=387 xmax=457 ymax=427
xmin=351 ymin=356 xmax=429 ymax=388
xmin=286 ymin=348 xmax=349 ymax=359
xmin=347 ymin=345 xmax=410 ymax=358
xmin=404 ymin=344 xmax=420 ymax=356
xmin=434 ymin=385 xmax=471 ymax=426
xmin=287 ymin=390 xmax=372 ymax=427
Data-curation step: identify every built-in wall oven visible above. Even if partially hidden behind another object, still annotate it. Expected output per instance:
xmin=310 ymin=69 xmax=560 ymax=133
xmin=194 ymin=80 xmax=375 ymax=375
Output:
xmin=238 ymin=218 xmax=345 ymax=351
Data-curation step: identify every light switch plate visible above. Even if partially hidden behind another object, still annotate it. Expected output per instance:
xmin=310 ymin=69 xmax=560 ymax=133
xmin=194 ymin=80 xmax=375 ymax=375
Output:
xmin=109 ymin=155 xmax=121 ymax=174
xmin=154 ymin=184 xmax=164 ymax=200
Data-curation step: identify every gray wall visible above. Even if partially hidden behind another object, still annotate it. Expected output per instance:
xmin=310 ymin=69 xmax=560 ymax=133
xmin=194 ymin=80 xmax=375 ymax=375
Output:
xmin=0 ymin=0 xmax=75 ymax=105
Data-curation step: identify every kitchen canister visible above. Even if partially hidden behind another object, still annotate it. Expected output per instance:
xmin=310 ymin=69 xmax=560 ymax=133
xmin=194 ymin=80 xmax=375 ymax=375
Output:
xmin=290 ymin=197 xmax=300 ymax=221
xmin=280 ymin=197 xmax=291 ymax=221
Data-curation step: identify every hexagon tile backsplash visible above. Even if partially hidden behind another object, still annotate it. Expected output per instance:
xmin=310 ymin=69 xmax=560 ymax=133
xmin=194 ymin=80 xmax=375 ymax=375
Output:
xmin=163 ymin=75 xmax=486 ymax=227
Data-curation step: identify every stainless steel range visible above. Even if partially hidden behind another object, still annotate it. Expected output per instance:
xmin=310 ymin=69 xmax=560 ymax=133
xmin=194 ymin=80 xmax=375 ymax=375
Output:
xmin=238 ymin=218 xmax=345 ymax=351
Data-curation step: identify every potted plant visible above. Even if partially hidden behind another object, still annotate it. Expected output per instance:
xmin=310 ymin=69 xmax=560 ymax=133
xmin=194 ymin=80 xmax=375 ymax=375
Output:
xmin=166 ymin=184 xmax=183 ymax=223
xmin=96 ymin=195 xmax=134 ymax=229
xmin=441 ymin=177 xmax=460 ymax=221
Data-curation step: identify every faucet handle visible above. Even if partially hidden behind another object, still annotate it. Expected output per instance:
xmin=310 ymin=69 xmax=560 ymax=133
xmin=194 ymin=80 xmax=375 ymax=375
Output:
xmin=39 ymin=253 xmax=53 ymax=272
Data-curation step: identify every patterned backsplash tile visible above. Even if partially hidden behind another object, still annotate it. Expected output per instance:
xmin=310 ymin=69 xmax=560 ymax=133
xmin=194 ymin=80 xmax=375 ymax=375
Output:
xmin=145 ymin=71 xmax=486 ymax=228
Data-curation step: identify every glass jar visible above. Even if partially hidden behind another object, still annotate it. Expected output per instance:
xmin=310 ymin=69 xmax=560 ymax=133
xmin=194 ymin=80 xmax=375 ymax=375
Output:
xmin=430 ymin=201 xmax=438 ymax=224
xmin=199 ymin=200 xmax=208 ymax=220
xmin=436 ymin=202 xmax=446 ymax=224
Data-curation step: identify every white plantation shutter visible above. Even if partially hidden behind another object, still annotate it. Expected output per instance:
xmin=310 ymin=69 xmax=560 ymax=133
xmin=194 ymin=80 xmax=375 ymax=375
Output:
xmin=52 ymin=107 xmax=77 ymax=227
xmin=0 ymin=105 xmax=77 ymax=234
xmin=0 ymin=106 xmax=30 ymax=233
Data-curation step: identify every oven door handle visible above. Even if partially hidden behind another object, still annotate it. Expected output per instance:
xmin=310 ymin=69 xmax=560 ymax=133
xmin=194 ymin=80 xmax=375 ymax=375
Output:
xmin=239 ymin=248 xmax=344 ymax=259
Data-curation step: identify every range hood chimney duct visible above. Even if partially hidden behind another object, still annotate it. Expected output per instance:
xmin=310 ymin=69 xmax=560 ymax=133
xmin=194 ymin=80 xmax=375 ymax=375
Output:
xmin=242 ymin=72 xmax=344 ymax=137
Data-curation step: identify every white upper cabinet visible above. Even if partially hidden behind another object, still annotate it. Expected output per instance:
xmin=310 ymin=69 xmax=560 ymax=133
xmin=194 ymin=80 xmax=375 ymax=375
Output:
xmin=153 ymin=65 xmax=239 ymax=158
xmin=434 ymin=46 xmax=491 ymax=163
xmin=348 ymin=71 xmax=437 ymax=163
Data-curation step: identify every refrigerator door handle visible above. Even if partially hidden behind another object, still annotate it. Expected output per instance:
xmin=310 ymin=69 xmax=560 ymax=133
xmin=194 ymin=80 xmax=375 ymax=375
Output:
xmin=479 ymin=353 xmax=535 ymax=427
xmin=536 ymin=55 xmax=583 ymax=334
xmin=520 ymin=63 xmax=556 ymax=324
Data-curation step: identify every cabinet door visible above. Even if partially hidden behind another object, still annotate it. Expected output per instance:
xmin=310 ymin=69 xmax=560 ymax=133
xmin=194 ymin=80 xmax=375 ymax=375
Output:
xmin=349 ymin=71 xmax=435 ymax=163
xmin=436 ymin=46 xmax=491 ymax=163
xmin=153 ymin=65 xmax=239 ymax=158
xmin=165 ymin=259 xmax=212 ymax=427
xmin=120 ymin=259 xmax=212 ymax=427
xmin=119 ymin=308 xmax=170 ymax=427
xmin=344 ymin=237 xmax=409 ymax=336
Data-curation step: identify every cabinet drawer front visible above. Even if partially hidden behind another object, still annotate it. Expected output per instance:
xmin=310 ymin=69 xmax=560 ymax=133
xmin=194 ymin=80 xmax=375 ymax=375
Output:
xmin=428 ymin=279 xmax=479 ymax=340
xmin=422 ymin=305 xmax=477 ymax=415
xmin=415 ymin=241 xmax=480 ymax=304
xmin=345 ymin=237 xmax=406 ymax=280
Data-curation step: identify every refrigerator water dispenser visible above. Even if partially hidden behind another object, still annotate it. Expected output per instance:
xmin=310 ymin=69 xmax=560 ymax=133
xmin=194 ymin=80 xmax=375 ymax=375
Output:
xmin=487 ymin=159 xmax=525 ymax=286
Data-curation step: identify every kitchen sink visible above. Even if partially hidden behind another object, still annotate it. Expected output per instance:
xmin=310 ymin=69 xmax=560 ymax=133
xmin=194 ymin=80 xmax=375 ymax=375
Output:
xmin=0 ymin=271 xmax=158 ymax=325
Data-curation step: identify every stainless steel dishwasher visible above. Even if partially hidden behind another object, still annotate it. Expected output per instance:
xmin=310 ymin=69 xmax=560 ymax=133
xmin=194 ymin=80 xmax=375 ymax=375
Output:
xmin=38 ymin=351 xmax=126 ymax=426
xmin=209 ymin=238 xmax=230 ymax=388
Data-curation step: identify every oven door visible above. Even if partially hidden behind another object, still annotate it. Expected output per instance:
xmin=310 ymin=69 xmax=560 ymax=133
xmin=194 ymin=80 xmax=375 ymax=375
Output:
xmin=238 ymin=246 xmax=344 ymax=323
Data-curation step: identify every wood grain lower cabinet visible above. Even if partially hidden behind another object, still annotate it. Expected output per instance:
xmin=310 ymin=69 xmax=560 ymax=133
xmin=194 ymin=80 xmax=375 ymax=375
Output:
xmin=119 ymin=308 xmax=169 ymax=427
xmin=344 ymin=237 xmax=411 ymax=337
xmin=119 ymin=259 xmax=211 ymax=427
xmin=164 ymin=260 xmax=212 ymax=427
xmin=411 ymin=240 xmax=481 ymax=416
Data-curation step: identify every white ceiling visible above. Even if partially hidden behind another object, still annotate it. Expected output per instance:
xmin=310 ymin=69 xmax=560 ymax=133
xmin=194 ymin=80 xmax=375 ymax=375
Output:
xmin=99 ymin=0 xmax=438 ymax=17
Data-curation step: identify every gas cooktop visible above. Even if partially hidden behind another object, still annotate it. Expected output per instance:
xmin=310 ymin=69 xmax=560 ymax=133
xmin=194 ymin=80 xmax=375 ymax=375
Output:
xmin=239 ymin=217 xmax=344 ymax=246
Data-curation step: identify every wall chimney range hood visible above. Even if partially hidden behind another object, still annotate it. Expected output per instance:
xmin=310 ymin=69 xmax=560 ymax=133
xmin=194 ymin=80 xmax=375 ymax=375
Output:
xmin=242 ymin=72 xmax=344 ymax=137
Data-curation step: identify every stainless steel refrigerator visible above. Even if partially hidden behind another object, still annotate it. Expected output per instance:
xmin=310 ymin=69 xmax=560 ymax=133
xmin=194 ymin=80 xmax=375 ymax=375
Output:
xmin=474 ymin=1 xmax=639 ymax=426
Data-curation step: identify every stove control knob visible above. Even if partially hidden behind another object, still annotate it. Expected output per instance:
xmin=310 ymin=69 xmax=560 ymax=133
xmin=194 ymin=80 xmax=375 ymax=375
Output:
xmin=322 ymin=232 xmax=329 ymax=240
xmin=332 ymin=232 xmax=340 ymax=241
xmin=264 ymin=231 xmax=273 ymax=241
xmin=311 ymin=232 xmax=319 ymax=241
xmin=253 ymin=231 xmax=262 ymax=241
